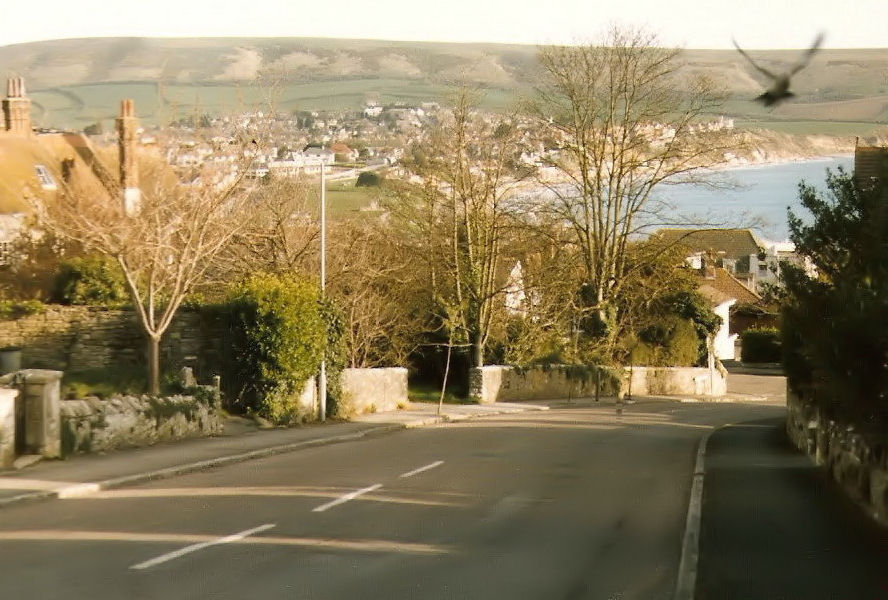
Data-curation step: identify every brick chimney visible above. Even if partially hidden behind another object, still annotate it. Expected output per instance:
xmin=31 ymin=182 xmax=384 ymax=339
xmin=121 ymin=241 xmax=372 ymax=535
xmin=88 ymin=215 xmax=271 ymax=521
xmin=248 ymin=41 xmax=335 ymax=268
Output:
xmin=2 ymin=76 xmax=31 ymax=136
xmin=116 ymin=99 xmax=140 ymax=215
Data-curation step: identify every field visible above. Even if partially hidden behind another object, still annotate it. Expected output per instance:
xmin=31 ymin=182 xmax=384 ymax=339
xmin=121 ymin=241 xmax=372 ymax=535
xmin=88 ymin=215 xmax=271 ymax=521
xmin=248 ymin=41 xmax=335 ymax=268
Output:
xmin=325 ymin=181 xmax=383 ymax=217
xmin=28 ymin=79 xmax=528 ymax=129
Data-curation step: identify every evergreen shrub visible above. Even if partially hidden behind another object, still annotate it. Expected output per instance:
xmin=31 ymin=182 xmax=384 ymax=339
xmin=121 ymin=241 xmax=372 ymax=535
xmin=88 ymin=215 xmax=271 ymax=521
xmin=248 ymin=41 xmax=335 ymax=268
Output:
xmin=227 ymin=273 xmax=328 ymax=424
xmin=52 ymin=256 xmax=128 ymax=306
xmin=356 ymin=171 xmax=382 ymax=187
xmin=632 ymin=317 xmax=700 ymax=367
xmin=741 ymin=327 xmax=781 ymax=363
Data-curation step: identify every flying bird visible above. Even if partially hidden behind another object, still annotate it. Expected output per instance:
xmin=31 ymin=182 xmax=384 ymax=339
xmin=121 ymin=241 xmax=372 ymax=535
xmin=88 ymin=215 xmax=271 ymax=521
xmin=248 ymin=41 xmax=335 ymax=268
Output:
xmin=732 ymin=32 xmax=825 ymax=107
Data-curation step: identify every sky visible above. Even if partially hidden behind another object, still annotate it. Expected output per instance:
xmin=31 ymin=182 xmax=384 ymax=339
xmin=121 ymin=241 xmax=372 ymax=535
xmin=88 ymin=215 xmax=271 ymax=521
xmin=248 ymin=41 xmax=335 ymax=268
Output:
xmin=2 ymin=0 xmax=887 ymax=49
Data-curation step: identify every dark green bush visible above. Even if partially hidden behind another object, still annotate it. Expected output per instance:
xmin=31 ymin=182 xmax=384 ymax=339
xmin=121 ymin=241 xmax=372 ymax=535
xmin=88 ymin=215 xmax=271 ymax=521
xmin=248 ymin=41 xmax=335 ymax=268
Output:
xmin=741 ymin=327 xmax=782 ymax=363
xmin=632 ymin=317 xmax=700 ymax=367
xmin=356 ymin=171 xmax=382 ymax=187
xmin=781 ymin=169 xmax=888 ymax=425
xmin=52 ymin=256 xmax=128 ymax=306
xmin=227 ymin=273 xmax=328 ymax=424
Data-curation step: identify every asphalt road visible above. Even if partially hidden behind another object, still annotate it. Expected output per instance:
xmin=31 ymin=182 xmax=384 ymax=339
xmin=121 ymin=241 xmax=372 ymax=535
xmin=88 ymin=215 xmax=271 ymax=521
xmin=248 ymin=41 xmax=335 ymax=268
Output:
xmin=0 ymin=399 xmax=785 ymax=600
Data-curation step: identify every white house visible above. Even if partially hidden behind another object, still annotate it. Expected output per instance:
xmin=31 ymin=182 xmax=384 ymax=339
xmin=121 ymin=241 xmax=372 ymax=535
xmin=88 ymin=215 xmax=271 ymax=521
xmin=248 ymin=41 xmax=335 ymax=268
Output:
xmin=697 ymin=267 xmax=763 ymax=361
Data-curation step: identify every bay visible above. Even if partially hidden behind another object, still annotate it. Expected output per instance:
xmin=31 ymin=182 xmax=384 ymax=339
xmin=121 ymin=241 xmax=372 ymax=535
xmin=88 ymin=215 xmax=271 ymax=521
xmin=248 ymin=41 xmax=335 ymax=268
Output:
xmin=654 ymin=155 xmax=854 ymax=241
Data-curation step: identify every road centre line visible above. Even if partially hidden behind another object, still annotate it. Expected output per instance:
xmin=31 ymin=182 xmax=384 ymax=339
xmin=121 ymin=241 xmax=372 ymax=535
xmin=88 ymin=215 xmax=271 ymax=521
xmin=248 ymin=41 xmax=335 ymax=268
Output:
xmin=129 ymin=523 xmax=275 ymax=570
xmin=399 ymin=460 xmax=445 ymax=478
xmin=312 ymin=484 xmax=382 ymax=512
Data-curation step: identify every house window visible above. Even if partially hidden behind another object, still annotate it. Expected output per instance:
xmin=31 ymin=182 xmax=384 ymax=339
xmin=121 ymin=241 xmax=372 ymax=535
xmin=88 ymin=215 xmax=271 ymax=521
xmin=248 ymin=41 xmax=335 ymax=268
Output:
xmin=34 ymin=165 xmax=57 ymax=190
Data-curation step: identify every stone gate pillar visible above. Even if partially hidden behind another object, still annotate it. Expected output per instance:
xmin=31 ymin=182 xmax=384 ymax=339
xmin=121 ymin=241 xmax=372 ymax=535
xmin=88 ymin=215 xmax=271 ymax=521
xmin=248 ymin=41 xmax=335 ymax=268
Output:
xmin=0 ymin=388 xmax=18 ymax=467
xmin=20 ymin=370 xmax=63 ymax=458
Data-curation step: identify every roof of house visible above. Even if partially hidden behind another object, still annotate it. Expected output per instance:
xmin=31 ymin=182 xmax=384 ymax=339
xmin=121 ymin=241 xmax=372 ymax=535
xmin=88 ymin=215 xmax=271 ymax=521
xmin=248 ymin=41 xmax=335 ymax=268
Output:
xmin=0 ymin=132 xmax=112 ymax=213
xmin=654 ymin=228 xmax=762 ymax=260
xmin=698 ymin=267 xmax=762 ymax=306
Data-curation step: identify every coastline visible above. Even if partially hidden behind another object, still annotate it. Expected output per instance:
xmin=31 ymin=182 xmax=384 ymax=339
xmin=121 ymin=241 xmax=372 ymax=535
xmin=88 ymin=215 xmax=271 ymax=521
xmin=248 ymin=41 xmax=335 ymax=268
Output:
xmin=716 ymin=152 xmax=854 ymax=173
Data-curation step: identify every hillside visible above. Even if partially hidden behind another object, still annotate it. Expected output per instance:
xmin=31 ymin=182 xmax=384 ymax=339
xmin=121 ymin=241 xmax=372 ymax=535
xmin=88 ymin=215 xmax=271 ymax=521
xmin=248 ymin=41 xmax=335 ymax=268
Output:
xmin=2 ymin=37 xmax=888 ymax=133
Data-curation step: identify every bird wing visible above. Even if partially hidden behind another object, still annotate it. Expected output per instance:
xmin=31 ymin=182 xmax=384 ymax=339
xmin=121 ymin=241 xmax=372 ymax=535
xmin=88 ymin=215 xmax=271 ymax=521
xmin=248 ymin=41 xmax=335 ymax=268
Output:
xmin=732 ymin=38 xmax=778 ymax=80
xmin=789 ymin=31 xmax=825 ymax=75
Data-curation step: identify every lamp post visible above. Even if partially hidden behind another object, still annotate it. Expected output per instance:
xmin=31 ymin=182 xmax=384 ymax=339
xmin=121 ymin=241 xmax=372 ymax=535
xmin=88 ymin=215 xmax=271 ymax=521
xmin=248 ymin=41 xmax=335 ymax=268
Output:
xmin=319 ymin=157 xmax=327 ymax=422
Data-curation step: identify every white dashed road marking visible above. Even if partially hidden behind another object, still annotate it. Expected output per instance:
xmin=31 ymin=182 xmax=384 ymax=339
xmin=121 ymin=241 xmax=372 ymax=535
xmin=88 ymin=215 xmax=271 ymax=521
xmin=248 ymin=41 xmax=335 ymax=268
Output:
xmin=130 ymin=523 xmax=276 ymax=570
xmin=399 ymin=460 xmax=444 ymax=479
xmin=312 ymin=484 xmax=382 ymax=513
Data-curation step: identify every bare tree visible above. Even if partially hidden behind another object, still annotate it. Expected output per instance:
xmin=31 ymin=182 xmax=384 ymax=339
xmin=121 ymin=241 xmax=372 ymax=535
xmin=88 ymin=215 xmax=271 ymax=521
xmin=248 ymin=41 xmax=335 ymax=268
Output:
xmin=499 ymin=218 xmax=584 ymax=365
xmin=37 ymin=160 xmax=253 ymax=393
xmin=326 ymin=220 xmax=416 ymax=368
xmin=529 ymin=26 xmax=734 ymax=353
xmin=393 ymin=89 xmax=528 ymax=369
xmin=217 ymin=177 xmax=318 ymax=283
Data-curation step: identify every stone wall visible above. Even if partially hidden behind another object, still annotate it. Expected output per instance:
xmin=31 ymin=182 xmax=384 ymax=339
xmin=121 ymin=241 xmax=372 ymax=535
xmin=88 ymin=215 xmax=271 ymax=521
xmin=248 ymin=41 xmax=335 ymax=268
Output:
xmin=0 ymin=306 xmax=227 ymax=380
xmin=470 ymin=364 xmax=726 ymax=404
xmin=786 ymin=386 xmax=888 ymax=526
xmin=60 ymin=389 xmax=223 ymax=455
xmin=470 ymin=365 xmax=622 ymax=404
xmin=0 ymin=388 xmax=17 ymax=467
xmin=340 ymin=368 xmax=408 ymax=415
xmin=624 ymin=366 xmax=727 ymax=397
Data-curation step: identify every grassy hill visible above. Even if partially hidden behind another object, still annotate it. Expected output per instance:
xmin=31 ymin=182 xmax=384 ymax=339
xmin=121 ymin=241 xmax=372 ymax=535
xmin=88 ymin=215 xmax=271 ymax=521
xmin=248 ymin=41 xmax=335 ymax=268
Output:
xmin=2 ymin=37 xmax=888 ymax=134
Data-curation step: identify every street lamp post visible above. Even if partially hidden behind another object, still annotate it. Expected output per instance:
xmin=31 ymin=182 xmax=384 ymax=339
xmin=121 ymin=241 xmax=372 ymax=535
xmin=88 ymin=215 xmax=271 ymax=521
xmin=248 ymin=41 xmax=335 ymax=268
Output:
xmin=319 ymin=158 xmax=327 ymax=422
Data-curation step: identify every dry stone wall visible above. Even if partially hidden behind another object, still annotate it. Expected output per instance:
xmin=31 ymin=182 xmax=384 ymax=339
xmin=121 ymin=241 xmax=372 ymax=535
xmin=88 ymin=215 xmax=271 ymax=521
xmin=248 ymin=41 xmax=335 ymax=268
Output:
xmin=786 ymin=386 xmax=888 ymax=526
xmin=0 ymin=306 xmax=227 ymax=380
xmin=60 ymin=391 xmax=223 ymax=455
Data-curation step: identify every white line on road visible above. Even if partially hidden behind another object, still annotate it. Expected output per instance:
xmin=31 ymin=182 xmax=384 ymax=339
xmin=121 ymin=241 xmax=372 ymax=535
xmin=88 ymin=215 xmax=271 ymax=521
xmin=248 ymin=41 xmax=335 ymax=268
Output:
xmin=129 ymin=523 xmax=276 ymax=570
xmin=399 ymin=460 xmax=444 ymax=478
xmin=312 ymin=484 xmax=382 ymax=513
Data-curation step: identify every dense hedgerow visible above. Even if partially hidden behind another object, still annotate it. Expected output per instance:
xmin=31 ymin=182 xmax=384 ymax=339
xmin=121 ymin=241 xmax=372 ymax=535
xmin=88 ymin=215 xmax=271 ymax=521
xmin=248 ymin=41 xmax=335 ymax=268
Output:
xmin=740 ymin=327 xmax=781 ymax=363
xmin=227 ymin=273 xmax=329 ymax=424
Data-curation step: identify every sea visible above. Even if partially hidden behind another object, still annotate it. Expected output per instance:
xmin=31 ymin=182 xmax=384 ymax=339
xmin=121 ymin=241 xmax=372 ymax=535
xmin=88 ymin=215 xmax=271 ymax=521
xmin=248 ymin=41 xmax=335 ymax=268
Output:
xmin=651 ymin=155 xmax=854 ymax=241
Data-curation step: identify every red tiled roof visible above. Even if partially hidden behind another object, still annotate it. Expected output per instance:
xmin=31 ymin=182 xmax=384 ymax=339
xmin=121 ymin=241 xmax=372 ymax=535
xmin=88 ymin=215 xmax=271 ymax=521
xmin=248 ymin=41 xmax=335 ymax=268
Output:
xmin=698 ymin=267 xmax=761 ymax=306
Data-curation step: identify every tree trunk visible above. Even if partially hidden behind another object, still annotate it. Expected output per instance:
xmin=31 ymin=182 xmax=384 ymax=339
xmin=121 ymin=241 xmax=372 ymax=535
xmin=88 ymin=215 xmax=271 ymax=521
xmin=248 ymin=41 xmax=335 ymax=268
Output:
xmin=148 ymin=335 xmax=161 ymax=395
xmin=473 ymin=331 xmax=484 ymax=369
xmin=438 ymin=338 xmax=453 ymax=417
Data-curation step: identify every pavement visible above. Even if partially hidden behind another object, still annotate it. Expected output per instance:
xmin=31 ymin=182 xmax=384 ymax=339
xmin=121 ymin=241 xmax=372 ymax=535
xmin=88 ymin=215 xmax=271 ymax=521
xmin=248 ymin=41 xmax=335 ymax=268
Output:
xmin=697 ymin=416 xmax=888 ymax=599
xmin=0 ymin=401 xmax=549 ymax=507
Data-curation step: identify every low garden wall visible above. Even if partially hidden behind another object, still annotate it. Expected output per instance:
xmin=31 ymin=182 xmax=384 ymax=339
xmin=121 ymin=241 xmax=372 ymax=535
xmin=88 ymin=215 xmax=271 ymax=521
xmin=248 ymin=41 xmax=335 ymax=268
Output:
xmin=470 ymin=364 xmax=726 ymax=404
xmin=470 ymin=365 xmax=621 ymax=404
xmin=60 ymin=388 xmax=223 ymax=455
xmin=624 ymin=366 xmax=727 ymax=397
xmin=340 ymin=367 xmax=408 ymax=415
xmin=0 ymin=388 xmax=17 ymax=468
xmin=786 ymin=386 xmax=888 ymax=525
